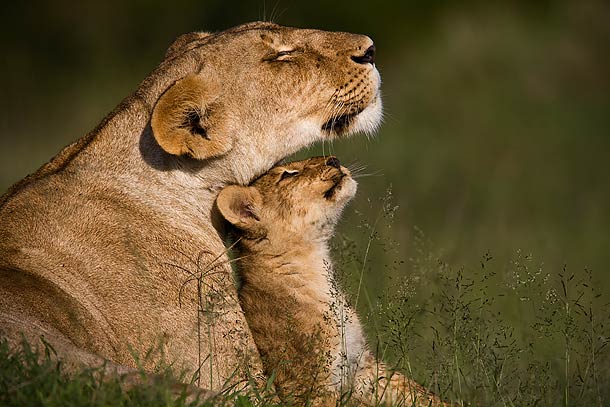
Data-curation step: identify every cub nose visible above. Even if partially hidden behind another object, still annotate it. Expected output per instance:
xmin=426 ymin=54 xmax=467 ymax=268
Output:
xmin=326 ymin=157 xmax=341 ymax=169
xmin=351 ymin=44 xmax=376 ymax=65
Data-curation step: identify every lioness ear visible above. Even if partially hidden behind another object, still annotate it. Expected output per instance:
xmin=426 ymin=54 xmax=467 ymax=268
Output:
xmin=217 ymin=185 xmax=265 ymax=237
xmin=164 ymin=32 xmax=212 ymax=60
xmin=151 ymin=74 xmax=232 ymax=160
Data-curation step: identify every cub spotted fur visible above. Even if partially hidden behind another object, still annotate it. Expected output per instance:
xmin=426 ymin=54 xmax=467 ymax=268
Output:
xmin=217 ymin=157 xmax=447 ymax=406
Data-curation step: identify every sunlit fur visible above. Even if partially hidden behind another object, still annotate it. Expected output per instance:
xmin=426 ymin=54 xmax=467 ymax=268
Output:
xmin=0 ymin=22 xmax=382 ymax=390
xmin=218 ymin=157 xmax=448 ymax=406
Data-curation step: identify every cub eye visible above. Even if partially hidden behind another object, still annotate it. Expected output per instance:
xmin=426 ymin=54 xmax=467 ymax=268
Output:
xmin=277 ymin=50 xmax=292 ymax=57
xmin=277 ymin=49 xmax=299 ymax=59
xmin=279 ymin=170 xmax=299 ymax=181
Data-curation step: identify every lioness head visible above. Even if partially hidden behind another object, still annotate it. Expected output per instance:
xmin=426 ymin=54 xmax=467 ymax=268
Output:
xmin=150 ymin=22 xmax=381 ymax=184
xmin=217 ymin=156 xmax=356 ymax=242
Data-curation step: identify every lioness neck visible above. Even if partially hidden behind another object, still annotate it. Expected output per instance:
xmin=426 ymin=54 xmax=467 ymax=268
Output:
xmin=22 ymin=56 xmax=240 ymax=205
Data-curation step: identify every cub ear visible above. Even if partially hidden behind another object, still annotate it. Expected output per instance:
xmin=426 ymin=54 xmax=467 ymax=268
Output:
xmin=151 ymin=74 xmax=232 ymax=160
xmin=216 ymin=185 xmax=265 ymax=237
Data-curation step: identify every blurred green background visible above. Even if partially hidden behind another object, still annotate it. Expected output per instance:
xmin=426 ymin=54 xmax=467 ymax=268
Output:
xmin=1 ymin=0 xmax=609 ymax=289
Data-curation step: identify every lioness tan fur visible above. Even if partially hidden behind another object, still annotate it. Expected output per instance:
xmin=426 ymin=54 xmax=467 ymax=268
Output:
xmin=217 ymin=157 xmax=447 ymax=406
xmin=0 ymin=22 xmax=382 ymax=390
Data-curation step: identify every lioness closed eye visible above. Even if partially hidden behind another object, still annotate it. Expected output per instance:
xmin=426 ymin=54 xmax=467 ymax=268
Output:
xmin=217 ymin=157 xmax=449 ymax=406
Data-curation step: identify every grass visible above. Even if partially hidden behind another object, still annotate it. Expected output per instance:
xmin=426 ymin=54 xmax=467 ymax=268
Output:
xmin=0 ymin=338 xmax=206 ymax=407
xmin=331 ymin=188 xmax=610 ymax=406
xmin=0 ymin=336 xmax=284 ymax=407
xmin=2 ymin=188 xmax=608 ymax=406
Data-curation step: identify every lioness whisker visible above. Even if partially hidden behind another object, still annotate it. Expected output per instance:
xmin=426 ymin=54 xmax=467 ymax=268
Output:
xmin=347 ymin=161 xmax=368 ymax=173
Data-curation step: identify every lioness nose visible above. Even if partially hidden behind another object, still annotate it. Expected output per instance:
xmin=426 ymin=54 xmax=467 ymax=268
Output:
xmin=351 ymin=45 xmax=376 ymax=65
xmin=326 ymin=157 xmax=341 ymax=169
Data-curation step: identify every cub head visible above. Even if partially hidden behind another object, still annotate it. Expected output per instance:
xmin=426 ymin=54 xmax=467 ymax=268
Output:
xmin=217 ymin=156 xmax=356 ymax=243
xmin=150 ymin=22 xmax=382 ymax=184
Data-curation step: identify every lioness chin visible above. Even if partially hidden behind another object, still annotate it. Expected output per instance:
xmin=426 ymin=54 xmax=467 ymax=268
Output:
xmin=217 ymin=157 xmax=448 ymax=406
xmin=0 ymin=22 xmax=382 ymax=390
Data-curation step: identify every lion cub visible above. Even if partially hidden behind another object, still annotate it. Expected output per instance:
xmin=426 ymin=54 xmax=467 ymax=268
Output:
xmin=217 ymin=156 xmax=446 ymax=406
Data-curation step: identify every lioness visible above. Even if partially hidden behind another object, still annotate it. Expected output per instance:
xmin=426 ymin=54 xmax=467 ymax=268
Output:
xmin=0 ymin=22 xmax=382 ymax=389
xmin=217 ymin=157 xmax=447 ymax=406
